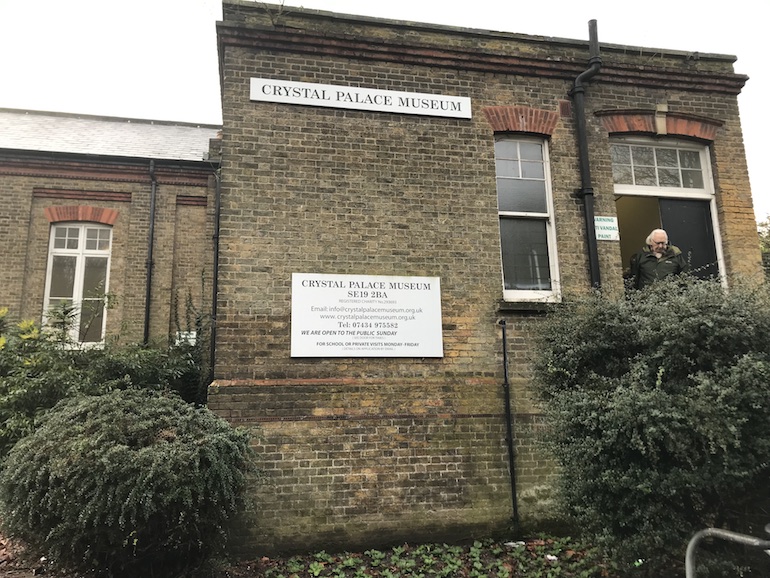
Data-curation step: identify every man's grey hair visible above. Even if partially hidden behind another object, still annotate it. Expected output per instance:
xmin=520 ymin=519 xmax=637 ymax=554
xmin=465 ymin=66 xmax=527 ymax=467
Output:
xmin=646 ymin=228 xmax=668 ymax=245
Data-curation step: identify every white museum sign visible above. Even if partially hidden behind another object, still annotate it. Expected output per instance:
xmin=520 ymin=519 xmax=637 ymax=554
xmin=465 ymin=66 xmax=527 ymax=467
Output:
xmin=291 ymin=273 xmax=444 ymax=358
xmin=251 ymin=78 xmax=472 ymax=119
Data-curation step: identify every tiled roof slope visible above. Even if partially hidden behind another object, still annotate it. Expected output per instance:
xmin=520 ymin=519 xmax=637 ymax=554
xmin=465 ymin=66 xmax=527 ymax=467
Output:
xmin=0 ymin=109 xmax=221 ymax=162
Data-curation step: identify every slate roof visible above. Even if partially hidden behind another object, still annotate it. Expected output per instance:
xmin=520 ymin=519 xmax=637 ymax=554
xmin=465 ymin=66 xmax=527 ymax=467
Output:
xmin=0 ymin=109 xmax=222 ymax=162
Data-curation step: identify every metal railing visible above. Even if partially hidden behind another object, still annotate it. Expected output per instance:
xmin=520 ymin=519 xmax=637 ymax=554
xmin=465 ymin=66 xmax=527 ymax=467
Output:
xmin=685 ymin=524 xmax=770 ymax=578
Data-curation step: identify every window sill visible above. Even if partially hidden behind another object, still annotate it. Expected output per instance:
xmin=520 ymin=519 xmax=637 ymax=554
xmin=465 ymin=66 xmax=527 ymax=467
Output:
xmin=497 ymin=300 xmax=555 ymax=314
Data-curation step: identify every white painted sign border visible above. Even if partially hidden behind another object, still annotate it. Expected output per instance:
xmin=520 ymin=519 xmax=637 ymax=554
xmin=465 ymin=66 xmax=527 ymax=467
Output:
xmin=251 ymin=78 xmax=472 ymax=119
xmin=291 ymin=273 xmax=444 ymax=358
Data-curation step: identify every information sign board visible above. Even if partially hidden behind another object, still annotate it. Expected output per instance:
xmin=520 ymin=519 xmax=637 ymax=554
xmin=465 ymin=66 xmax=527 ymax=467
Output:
xmin=291 ymin=273 xmax=443 ymax=357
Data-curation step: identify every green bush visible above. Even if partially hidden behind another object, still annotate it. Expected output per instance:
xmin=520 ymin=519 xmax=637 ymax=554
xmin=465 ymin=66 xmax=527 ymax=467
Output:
xmin=0 ymin=313 xmax=93 ymax=456
xmin=0 ymin=388 xmax=253 ymax=577
xmin=80 ymin=341 xmax=206 ymax=403
xmin=533 ymin=278 xmax=770 ymax=576
xmin=0 ymin=310 xmax=206 ymax=458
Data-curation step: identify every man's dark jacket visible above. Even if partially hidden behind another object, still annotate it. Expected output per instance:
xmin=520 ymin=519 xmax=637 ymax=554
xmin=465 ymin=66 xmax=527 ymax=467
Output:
xmin=628 ymin=245 xmax=690 ymax=289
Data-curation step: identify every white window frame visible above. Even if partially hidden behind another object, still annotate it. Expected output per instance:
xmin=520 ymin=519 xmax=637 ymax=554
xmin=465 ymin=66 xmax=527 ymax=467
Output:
xmin=43 ymin=223 xmax=112 ymax=345
xmin=611 ymin=136 xmax=725 ymax=281
xmin=495 ymin=135 xmax=561 ymax=303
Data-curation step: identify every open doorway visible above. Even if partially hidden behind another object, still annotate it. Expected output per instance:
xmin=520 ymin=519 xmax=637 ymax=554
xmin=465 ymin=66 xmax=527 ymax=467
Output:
xmin=616 ymin=196 xmax=720 ymax=279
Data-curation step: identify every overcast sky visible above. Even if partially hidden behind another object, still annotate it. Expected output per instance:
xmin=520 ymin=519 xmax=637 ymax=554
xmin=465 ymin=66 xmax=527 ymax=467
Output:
xmin=0 ymin=0 xmax=766 ymax=220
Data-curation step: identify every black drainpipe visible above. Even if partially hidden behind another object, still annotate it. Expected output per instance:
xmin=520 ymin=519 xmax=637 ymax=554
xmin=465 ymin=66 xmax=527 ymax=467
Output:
xmin=143 ymin=160 xmax=157 ymax=345
xmin=208 ymin=169 xmax=221 ymax=384
xmin=570 ymin=20 xmax=603 ymax=289
xmin=499 ymin=319 xmax=520 ymax=528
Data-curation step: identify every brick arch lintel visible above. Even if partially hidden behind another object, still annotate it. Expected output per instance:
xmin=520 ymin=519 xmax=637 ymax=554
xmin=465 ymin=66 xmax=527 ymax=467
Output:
xmin=482 ymin=106 xmax=559 ymax=136
xmin=44 ymin=206 xmax=119 ymax=225
xmin=596 ymin=109 xmax=723 ymax=142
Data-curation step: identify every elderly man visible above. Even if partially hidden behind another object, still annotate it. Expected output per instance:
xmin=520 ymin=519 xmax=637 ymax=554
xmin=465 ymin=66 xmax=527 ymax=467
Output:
xmin=627 ymin=228 xmax=690 ymax=289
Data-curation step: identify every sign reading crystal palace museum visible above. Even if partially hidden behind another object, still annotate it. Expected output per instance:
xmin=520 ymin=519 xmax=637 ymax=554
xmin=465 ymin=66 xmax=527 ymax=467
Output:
xmin=291 ymin=273 xmax=444 ymax=358
xmin=251 ymin=78 xmax=472 ymax=119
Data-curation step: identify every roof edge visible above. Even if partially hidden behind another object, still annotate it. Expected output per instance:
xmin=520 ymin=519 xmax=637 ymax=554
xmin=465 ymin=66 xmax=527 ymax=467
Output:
xmin=221 ymin=0 xmax=739 ymax=63
xmin=0 ymin=107 xmax=223 ymax=130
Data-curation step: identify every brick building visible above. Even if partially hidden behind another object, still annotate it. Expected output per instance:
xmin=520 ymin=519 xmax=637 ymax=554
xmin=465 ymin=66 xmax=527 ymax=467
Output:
xmin=208 ymin=1 xmax=761 ymax=554
xmin=0 ymin=0 xmax=762 ymax=558
xmin=0 ymin=110 xmax=220 ymax=345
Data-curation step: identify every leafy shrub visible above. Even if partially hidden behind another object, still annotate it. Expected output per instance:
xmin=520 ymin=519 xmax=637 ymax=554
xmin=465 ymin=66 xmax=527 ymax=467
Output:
xmin=533 ymin=277 xmax=770 ymax=576
xmin=80 ymin=341 xmax=206 ymax=403
xmin=171 ymin=288 xmax=211 ymax=405
xmin=0 ymin=312 xmax=95 ymax=456
xmin=0 ymin=310 xmax=206 ymax=458
xmin=0 ymin=388 xmax=253 ymax=577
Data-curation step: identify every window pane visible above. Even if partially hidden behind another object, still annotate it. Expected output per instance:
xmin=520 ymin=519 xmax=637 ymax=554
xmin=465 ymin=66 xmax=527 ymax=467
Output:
xmin=67 ymin=227 xmax=79 ymax=249
xmin=682 ymin=169 xmax=704 ymax=189
xmin=86 ymin=228 xmax=112 ymax=251
xmin=497 ymin=178 xmax=547 ymax=213
xmin=634 ymin=166 xmax=657 ymax=186
xmin=613 ymin=164 xmax=633 ymax=185
xmin=610 ymin=144 xmax=631 ymax=165
xmin=53 ymin=228 xmax=67 ymax=249
xmin=86 ymin=228 xmax=97 ymax=250
xmin=521 ymin=160 xmax=544 ymax=179
xmin=79 ymin=299 xmax=105 ymax=343
xmin=632 ymin=146 xmax=655 ymax=166
xmin=679 ymin=150 xmax=701 ymax=169
xmin=494 ymin=140 xmax=519 ymax=160
xmin=658 ymin=168 xmax=681 ymax=187
xmin=50 ymin=256 xmax=77 ymax=298
xmin=54 ymin=226 xmax=79 ymax=250
xmin=655 ymin=148 xmax=678 ymax=167
xmin=495 ymin=159 xmax=519 ymax=178
xmin=83 ymin=257 xmax=108 ymax=296
xmin=499 ymin=218 xmax=551 ymax=290
xmin=519 ymin=142 xmax=543 ymax=160
xmin=99 ymin=230 xmax=111 ymax=251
